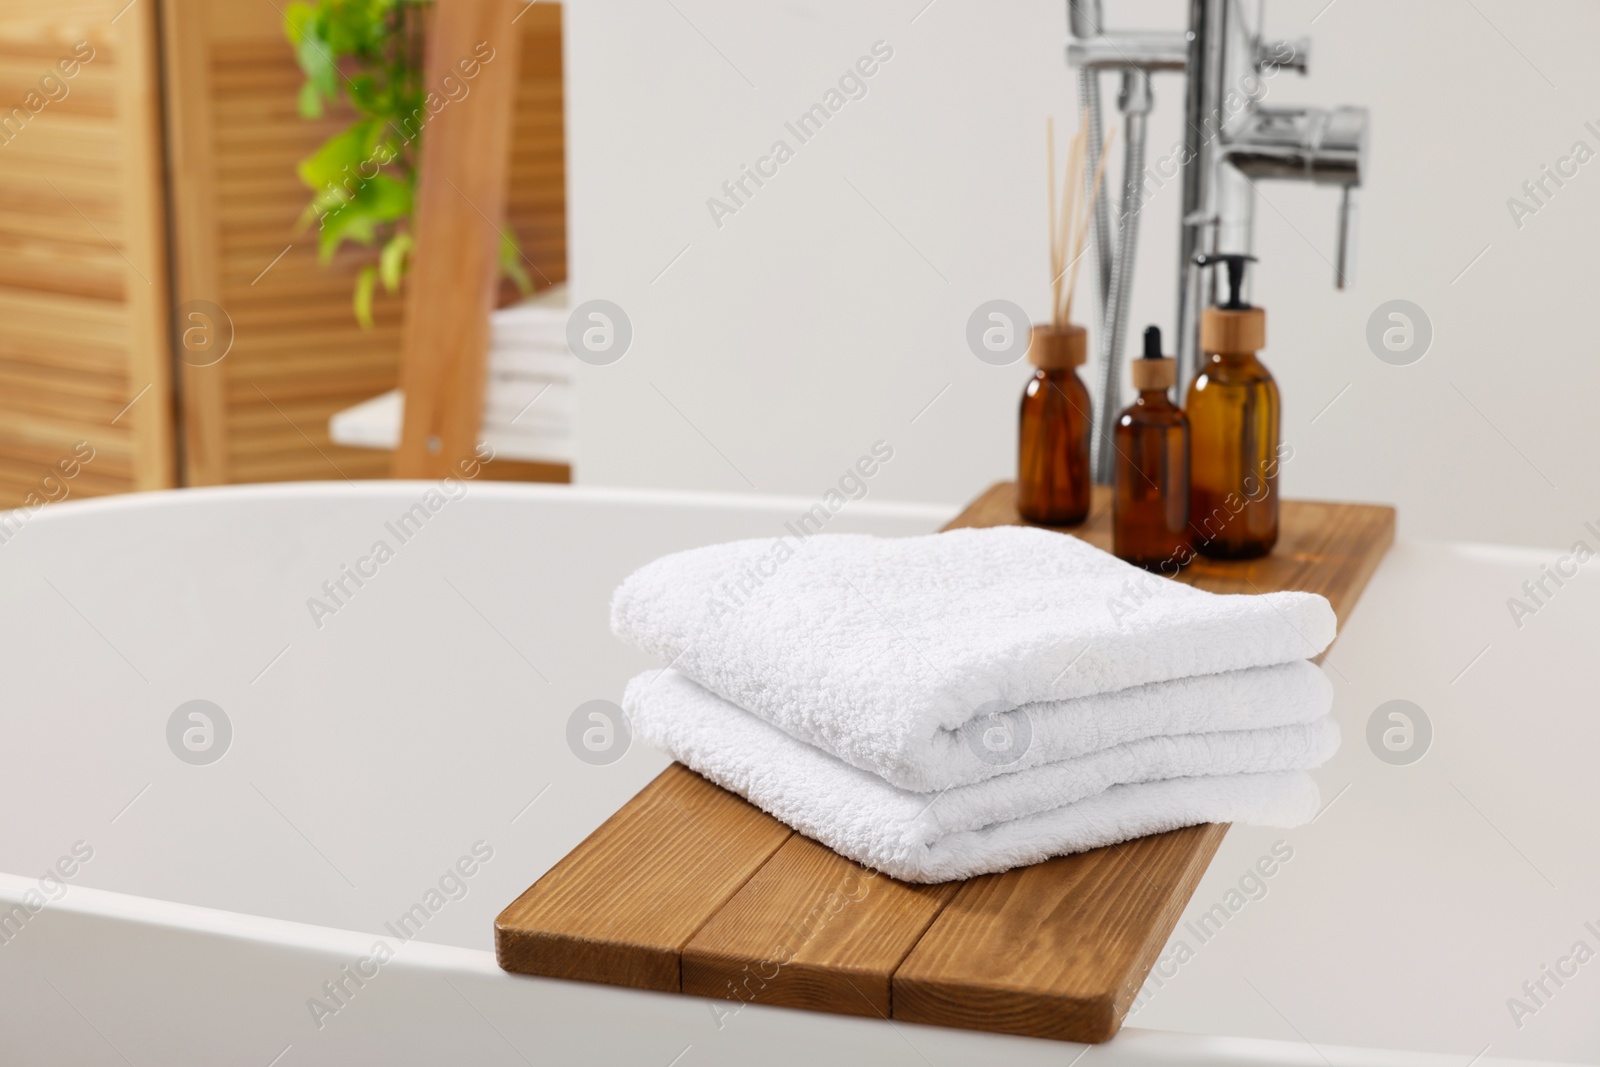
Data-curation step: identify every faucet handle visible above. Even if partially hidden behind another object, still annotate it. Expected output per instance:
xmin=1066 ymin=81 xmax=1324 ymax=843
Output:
xmin=1219 ymin=105 xmax=1368 ymax=290
xmin=1221 ymin=105 xmax=1365 ymax=185
xmin=1257 ymin=37 xmax=1310 ymax=76
xmin=1335 ymin=184 xmax=1358 ymax=290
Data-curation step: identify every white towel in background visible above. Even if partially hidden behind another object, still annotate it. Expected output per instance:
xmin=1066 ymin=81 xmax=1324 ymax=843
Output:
xmin=613 ymin=525 xmax=1337 ymax=791
xmin=624 ymin=670 xmax=1335 ymax=883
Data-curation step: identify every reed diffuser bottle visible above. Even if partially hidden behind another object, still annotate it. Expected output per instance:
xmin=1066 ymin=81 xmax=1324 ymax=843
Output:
xmin=1187 ymin=253 xmax=1280 ymax=558
xmin=1113 ymin=326 xmax=1190 ymax=569
xmin=1018 ymin=326 xmax=1092 ymax=524
xmin=1018 ymin=116 xmax=1112 ymax=527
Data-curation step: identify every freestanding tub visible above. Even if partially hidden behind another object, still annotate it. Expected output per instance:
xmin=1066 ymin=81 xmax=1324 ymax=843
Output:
xmin=0 ymin=482 xmax=1594 ymax=1065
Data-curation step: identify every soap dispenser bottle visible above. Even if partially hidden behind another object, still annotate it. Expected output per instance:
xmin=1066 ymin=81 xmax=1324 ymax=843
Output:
xmin=1114 ymin=326 xmax=1190 ymax=570
xmin=1187 ymin=253 xmax=1280 ymax=558
xmin=1017 ymin=324 xmax=1091 ymax=526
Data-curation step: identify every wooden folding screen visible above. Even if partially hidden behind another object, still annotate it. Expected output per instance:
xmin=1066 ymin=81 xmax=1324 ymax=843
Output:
xmin=0 ymin=0 xmax=173 ymax=506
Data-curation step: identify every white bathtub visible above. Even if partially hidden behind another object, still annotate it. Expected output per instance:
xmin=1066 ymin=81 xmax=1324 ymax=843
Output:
xmin=0 ymin=483 xmax=1593 ymax=1065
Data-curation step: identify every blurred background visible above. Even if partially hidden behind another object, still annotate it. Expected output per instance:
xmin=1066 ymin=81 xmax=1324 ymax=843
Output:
xmin=0 ymin=0 xmax=569 ymax=503
xmin=1 ymin=0 xmax=1594 ymax=549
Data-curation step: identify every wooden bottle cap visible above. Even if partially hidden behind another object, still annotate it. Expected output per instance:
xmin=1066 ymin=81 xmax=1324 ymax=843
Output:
xmin=1199 ymin=306 xmax=1265 ymax=355
xmin=1027 ymin=324 xmax=1087 ymax=369
xmin=1130 ymin=357 xmax=1175 ymax=391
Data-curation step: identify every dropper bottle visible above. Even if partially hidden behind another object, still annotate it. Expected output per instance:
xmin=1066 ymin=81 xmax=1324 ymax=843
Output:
xmin=1113 ymin=326 xmax=1190 ymax=570
xmin=1187 ymin=253 xmax=1281 ymax=559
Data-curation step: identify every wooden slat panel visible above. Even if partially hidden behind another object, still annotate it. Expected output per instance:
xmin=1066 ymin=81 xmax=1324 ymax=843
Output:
xmin=682 ymin=834 xmax=958 ymax=1018
xmin=0 ymin=407 xmax=131 ymax=450
xmin=226 ymin=451 xmax=390 ymax=485
xmin=0 ymin=245 xmax=124 ymax=301
xmin=0 ymin=65 xmax=118 ymax=115
xmin=0 ymin=423 xmax=130 ymax=468
xmin=225 ymin=423 xmax=378 ymax=459
xmin=495 ymin=485 xmax=1397 ymax=1043
xmin=0 ymin=117 xmax=122 ymax=166
xmin=0 ymin=333 xmax=140 ymax=375
xmin=0 ymin=362 xmax=127 ymax=401
xmin=498 ymin=2 xmax=566 ymax=303
xmin=0 ymin=0 xmax=173 ymax=506
xmin=495 ymin=764 xmax=793 ymax=991
xmin=894 ymin=823 xmax=1228 ymax=1042
xmin=163 ymin=1 xmax=399 ymax=487
xmin=223 ymin=373 xmax=400 ymax=407
xmin=0 ymin=384 xmax=126 ymax=424
xmin=0 ymin=288 xmax=126 ymax=336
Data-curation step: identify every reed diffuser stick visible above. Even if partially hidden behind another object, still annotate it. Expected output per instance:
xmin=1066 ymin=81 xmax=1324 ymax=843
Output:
xmin=1055 ymin=122 xmax=1085 ymax=325
xmin=1061 ymin=126 xmax=1114 ymax=328
xmin=1044 ymin=113 xmax=1113 ymax=332
xmin=1047 ymin=117 xmax=1061 ymax=321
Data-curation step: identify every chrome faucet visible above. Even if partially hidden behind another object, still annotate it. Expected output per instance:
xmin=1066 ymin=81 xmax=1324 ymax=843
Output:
xmin=1067 ymin=0 xmax=1368 ymax=483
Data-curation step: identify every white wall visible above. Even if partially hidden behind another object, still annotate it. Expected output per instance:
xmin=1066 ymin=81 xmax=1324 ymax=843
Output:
xmin=563 ymin=0 xmax=1600 ymax=549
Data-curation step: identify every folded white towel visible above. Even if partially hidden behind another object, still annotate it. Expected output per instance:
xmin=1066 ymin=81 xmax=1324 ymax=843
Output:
xmin=625 ymin=670 xmax=1335 ymax=883
xmin=612 ymin=526 xmax=1337 ymax=792
xmin=886 ymin=659 xmax=1331 ymax=790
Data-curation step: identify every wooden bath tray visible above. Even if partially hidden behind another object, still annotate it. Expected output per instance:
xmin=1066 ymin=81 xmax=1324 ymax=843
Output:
xmin=496 ymin=483 xmax=1395 ymax=1043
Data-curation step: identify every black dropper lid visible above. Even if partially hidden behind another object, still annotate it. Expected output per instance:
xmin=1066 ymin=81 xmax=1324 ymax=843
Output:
xmin=1194 ymin=253 xmax=1257 ymax=310
xmin=1142 ymin=325 xmax=1162 ymax=359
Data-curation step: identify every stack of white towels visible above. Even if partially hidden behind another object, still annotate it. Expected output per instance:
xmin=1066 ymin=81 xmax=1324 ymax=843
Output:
xmin=328 ymin=284 xmax=576 ymax=465
xmin=483 ymin=283 xmax=573 ymax=464
xmin=611 ymin=525 xmax=1339 ymax=883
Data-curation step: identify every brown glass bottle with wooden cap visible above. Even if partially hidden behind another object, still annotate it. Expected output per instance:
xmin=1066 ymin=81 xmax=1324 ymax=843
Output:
xmin=1114 ymin=326 xmax=1190 ymax=570
xmin=1017 ymin=324 xmax=1091 ymax=526
xmin=1187 ymin=253 xmax=1280 ymax=559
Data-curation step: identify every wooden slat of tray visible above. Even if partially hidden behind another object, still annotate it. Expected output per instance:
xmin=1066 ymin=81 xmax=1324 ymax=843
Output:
xmin=893 ymin=822 xmax=1229 ymax=1041
xmin=497 ymin=483 xmax=1395 ymax=1042
xmin=495 ymin=764 xmax=792 ymax=991
xmin=682 ymin=835 xmax=960 ymax=1018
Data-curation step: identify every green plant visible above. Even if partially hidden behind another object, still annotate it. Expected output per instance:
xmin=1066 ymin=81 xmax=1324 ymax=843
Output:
xmin=284 ymin=0 xmax=530 ymax=327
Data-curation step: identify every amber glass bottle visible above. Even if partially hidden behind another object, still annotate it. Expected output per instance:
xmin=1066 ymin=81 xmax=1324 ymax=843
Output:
xmin=1017 ymin=324 xmax=1091 ymax=526
xmin=1114 ymin=326 xmax=1190 ymax=570
xmin=1187 ymin=254 xmax=1279 ymax=559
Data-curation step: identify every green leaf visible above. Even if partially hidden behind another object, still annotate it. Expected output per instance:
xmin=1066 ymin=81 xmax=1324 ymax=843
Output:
xmin=296 ymin=34 xmax=339 ymax=102
xmin=360 ymin=172 xmax=412 ymax=221
xmin=316 ymin=173 xmax=412 ymax=262
xmin=297 ymin=80 xmax=325 ymax=120
xmin=379 ymin=231 xmax=413 ymax=291
xmin=295 ymin=181 xmax=349 ymax=235
xmin=282 ymin=1 xmax=316 ymax=46
xmin=345 ymin=73 xmax=380 ymax=114
xmin=296 ymin=119 xmax=381 ymax=191
xmin=499 ymin=230 xmax=533 ymax=295
xmin=353 ymin=264 xmax=378 ymax=329
xmin=320 ymin=0 xmax=373 ymax=56
xmin=318 ymin=203 xmax=377 ymax=261
xmin=288 ymin=0 xmax=429 ymax=311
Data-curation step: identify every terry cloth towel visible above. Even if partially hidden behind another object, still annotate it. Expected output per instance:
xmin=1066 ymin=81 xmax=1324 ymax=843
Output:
xmin=868 ymin=660 xmax=1331 ymax=791
xmin=624 ymin=670 xmax=1333 ymax=883
xmin=611 ymin=525 xmax=1338 ymax=792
